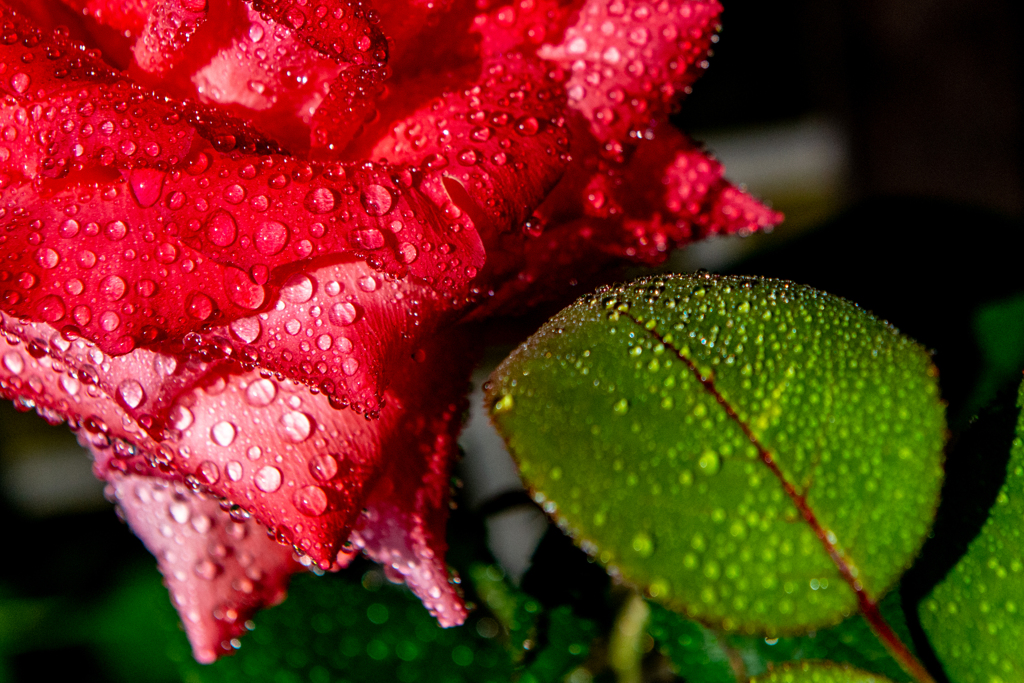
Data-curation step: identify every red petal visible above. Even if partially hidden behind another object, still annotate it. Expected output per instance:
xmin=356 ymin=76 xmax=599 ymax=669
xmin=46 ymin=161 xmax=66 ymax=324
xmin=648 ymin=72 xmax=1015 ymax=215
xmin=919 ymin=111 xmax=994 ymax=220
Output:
xmin=370 ymin=53 xmax=571 ymax=247
xmin=343 ymin=328 xmax=476 ymax=627
xmin=538 ymin=0 xmax=722 ymax=142
xmin=473 ymin=0 xmax=577 ymax=57
xmin=56 ymin=0 xmax=156 ymax=33
xmin=131 ymin=0 xmax=211 ymax=76
xmin=250 ymin=0 xmax=388 ymax=66
xmin=106 ymin=471 xmax=299 ymax=663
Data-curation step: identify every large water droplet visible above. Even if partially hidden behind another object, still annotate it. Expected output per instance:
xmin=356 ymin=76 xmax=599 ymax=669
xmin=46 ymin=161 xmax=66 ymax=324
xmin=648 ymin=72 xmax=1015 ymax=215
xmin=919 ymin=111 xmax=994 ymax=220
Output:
xmin=101 ymin=275 xmax=127 ymax=301
xmin=254 ymin=465 xmax=282 ymax=492
xmin=229 ymin=316 xmax=261 ymax=343
xmin=118 ymin=379 xmax=145 ymax=409
xmin=255 ymin=220 xmax=288 ymax=256
xmin=129 ymin=168 xmax=165 ymax=207
xmin=294 ymin=485 xmax=328 ymax=516
xmin=226 ymin=460 xmax=243 ymax=481
xmin=360 ymin=185 xmax=394 ymax=216
xmin=207 ymin=210 xmax=238 ymax=247
xmin=279 ymin=411 xmax=313 ymax=443
xmin=245 ymin=378 xmax=277 ymax=406
xmin=170 ymin=404 xmax=194 ymax=430
xmin=329 ymin=302 xmax=358 ymax=326
xmin=632 ymin=531 xmax=655 ymax=557
xmin=169 ymin=501 xmax=190 ymax=524
xmin=211 ymin=421 xmax=237 ymax=446
xmin=223 ymin=267 xmax=266 ymax=310
xmin=198 ymin=460 xmax=220 ymax=484
xmin=3 ymin=351 xmax=24 ymax=375
xmin=34 ymin=247 xmax=60 ymax=269
xmin=304 ymin=187 xmax=337 ymax=214
xmin=281 ymin=273 xmax=314 ymax=303
xmin=187 ymin=292 xmax=214 ymax=320
xmin=308 ymin=453 xmax=339 ymax=481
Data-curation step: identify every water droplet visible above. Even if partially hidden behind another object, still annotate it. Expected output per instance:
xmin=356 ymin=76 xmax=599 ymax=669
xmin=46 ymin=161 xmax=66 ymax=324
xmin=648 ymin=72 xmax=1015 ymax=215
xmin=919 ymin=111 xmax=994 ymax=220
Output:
xmin=105 ymin=220 xmax=128 ymax=241
xmin=279 ymin=411 xmax=312 ymax=443
xmin=358 ymin=275 xmax=378 ymax=292
xmin=329 ymin=302 xmax=358 ymax=326
xmin=304 ymin=187 xmax=337 ymax=214
xmin=10 ymin=72 xmax=30 ymax=94
xmin=350 ymin=229 xmax=385 ymax=249
xmin=360 ymin=185 xmax=394 ymax=216
xmin=198 ymin=460 xmax=220 ymax=484
xmin=211 ymin=421 xmax=237 ymax=446
xmin=698 ymin=450 xmax=720 ymax=475
xmin=294 ymin=485 xmax=328 ymax=516
xmin=223 ymin=184 xmax=246 ymax=204
xmin=223 ymin=267 xmax=266 ymax=310
xmin=245 ymin=378 xmax=277 ymax=406
xmin=118 ymin=379 xmax=145 ymax=409
xmin=342 ymin=357 xmax=360 ymax=376
xmin=309 ymin=453 xmax=339 ymax=481
xmin=3 ymin=351 xmax=24 ymax=375
xmin=632 ymin=531 xmax=654 ymax=557
xmin=254 ymin=466 xmax=282 ymax=492
xmin=60 ymin=219 xmax=80 ymax=238
xmin=207 ymin=211 xmax=238 ymax=247
xmin=129 ymin=168 xmax=165 ymax=207
xmin=229 ymin=316 xmax=261 ymax=343
xmin=169 ymin=502 xmax=190 ymax=524
xmin=187 ymin=292 xmax=214 ymax=320
xmin=281 ymin=273 xmax=314 ymax=303
xmin=613 ymin=398 xmax=629 ymax=415
xmin=98 ymin=310 xmax=120 ymax=331
xmin=170 ymin=404 xmax=194 ymax=430
xmin=226 ymin=461 xmax=243 ymax=481
xmin=34 ymin=247 xmax=60 ymax=269
xmin=255 ymin=220 xmax=288 ymax=255
xmin=399 ymin=243 xmax=418 ymax=263
xmin=194 ymin=559 xmax=222 ymax=580
xmin=316 ymin=334 xmax=333 ymax=350
xmin=100 ymin=275 xmax=127 ymax=301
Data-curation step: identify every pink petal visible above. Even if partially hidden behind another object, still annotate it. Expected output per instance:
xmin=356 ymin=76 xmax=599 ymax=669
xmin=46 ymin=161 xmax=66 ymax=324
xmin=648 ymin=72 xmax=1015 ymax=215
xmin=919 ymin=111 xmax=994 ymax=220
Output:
xmin=343 ymin=328 xmax=476 ymax=627
xmin=106 ymin=471 xmax=299 ymax=663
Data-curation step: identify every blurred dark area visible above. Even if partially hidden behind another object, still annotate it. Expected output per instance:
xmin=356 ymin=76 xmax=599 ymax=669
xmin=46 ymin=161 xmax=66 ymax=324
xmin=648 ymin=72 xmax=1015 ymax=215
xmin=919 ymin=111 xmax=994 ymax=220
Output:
xmin=675 ymin=0 xmax=1024 ymax=216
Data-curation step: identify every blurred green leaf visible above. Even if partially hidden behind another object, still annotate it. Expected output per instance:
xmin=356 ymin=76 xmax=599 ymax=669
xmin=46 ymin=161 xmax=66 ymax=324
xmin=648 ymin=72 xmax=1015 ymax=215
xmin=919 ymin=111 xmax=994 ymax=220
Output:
xmin=920 ymin=378 xmax=1024 ymax=683
xmin=488 ymin=274 xmax=945 ymax=634
xmin=649 ymin=591 xmax=913 ymax=682
xmin=749 ymin=660 xmax=897 ymax=682
xmin=180 ymin=566 xmax=513 ymax=683
xmin=964 ymin=294 xmax=1024 ymax=419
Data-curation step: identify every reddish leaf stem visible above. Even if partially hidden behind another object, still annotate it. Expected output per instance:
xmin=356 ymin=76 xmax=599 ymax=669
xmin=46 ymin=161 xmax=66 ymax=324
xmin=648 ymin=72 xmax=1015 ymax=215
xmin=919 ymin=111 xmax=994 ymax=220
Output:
xmin=626 ymin=313 xmax=937 ymax=683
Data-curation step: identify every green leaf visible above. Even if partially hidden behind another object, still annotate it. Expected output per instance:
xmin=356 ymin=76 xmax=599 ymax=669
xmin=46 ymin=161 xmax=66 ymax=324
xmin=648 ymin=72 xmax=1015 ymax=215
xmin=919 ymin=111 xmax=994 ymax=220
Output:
xmin=649 ymin=590 xmax=914 ymax=682
xmin=749 ymin=661 xmax=897 ymax=682
xmin=964 ymin=294 xmax=1024 ymax=419
xmin=919 ymin=378 xmax=1024 ymax=683
xmin=180 ymin=567 xmax=513 ymax=683
xmin=487 ymin=274 xmax=945 ymax=634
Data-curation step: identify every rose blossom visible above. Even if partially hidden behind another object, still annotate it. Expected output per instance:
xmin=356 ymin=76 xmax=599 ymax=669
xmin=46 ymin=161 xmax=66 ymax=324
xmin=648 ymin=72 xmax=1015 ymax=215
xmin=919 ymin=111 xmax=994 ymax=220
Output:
xmin=0 ymin=0 xmax=780 ymax=663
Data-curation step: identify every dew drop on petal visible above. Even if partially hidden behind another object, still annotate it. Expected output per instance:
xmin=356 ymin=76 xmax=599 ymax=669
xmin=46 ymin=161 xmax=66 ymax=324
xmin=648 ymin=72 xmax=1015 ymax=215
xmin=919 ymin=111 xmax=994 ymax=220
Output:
xmin=398 ymin=243 xmax=418 ymax=263
xmin=170 ymin=404 xmax=194 ymax=430
xmin=316 ymin=334 xmax=333 ymax=350
xmin=226 ymin=460 xmax=243 ymax=481
xmin=101 ymin=275 xmax=127 ymax=301
xmin=35 ymin=247 xmax=60 ymax=269
xmin=342 ymin=357 xmax=359 ymax=376
xmin=304 ymin=187 xmax=337 ymax=214
xmin=207 ymin=210 xmax=238 ymax=247
xmin=255 ymin=220 xmax=288 ymax=256
xmin=308 ymin=453 xmax=338 ymax=481
xmin=118 ymin=379 xmax=145 ymax=409
xmin=329 ymin=302 xmax=358 ymax=326
xmin=105 ymin=220 xmax=128 ymax=241
xmin=294 ymin=485 xmax=328 ymax=516
xmin=223 ymin=267 xmax=266 ymax=310
xmin=211 ymin=421 xmax=237 ymax=446
xmin=245 ymin=378 xmax=277 ymax=406
xmin=360 ymin=185 xmax=393 ymax=216
xmin=198 ymin=460 xmax=220 ymax=484
xmin=3 ymin=351 xmax=24 ymax=375
xmin=279 ymin=411 xmax=312 ymax=443
xmin=254 ymin=466 xmax=282 ymax=493
xmin=357 ymin=275 xmax=377 ymax=292
xmin=229 ymin=316 xmax=262 ymax=343
xmin=281 ymin=273 xmax=314 ymax=303
xmin=169 ymin=501 xmax=190 ymax=524
xmin=187 ymin=292 xmax=214 ymax=320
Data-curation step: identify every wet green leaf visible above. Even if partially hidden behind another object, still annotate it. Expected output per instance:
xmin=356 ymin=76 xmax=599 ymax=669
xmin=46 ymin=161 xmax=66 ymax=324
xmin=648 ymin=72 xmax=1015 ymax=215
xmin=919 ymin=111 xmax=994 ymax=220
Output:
xmin=181 ymin=567 xmax=512 ymax=683
xmin=488 ymin=274 xmax=945 ymax=634
xmin=749 ymin=660 xmax=897 ymax=682
xmin=649 ymin=590 xmax=914 ymax=683
xmin=919 ymin=378 xmax=1024 ymax=683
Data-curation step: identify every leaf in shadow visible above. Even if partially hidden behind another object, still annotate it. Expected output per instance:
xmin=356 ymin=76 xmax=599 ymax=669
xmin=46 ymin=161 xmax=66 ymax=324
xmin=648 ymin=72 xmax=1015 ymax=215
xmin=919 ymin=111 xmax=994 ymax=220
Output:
xmin=919 ymin=378 xmax=1024 ymax=683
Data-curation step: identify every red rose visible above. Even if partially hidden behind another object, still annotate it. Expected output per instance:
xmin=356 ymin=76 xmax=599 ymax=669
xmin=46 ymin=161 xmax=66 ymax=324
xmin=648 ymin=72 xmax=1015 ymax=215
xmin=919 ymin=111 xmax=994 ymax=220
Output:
xmin=0 ymin=0 xmax=779 ymax=663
